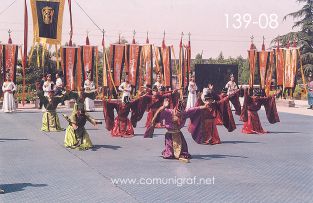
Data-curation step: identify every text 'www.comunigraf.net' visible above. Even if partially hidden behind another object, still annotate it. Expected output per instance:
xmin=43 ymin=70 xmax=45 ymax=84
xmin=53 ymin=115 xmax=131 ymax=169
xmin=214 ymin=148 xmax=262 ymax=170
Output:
xmin=111 ymin=176 xmax=215 ymax=187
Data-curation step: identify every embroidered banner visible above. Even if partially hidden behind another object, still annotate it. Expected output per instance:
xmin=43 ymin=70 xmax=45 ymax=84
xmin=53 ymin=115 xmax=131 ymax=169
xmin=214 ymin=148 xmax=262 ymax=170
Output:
xmin=81 ymin=45 xmax=95 ymax=80
xmin=258 ymin=50 xmax=269 ymax=89
xmin=185 ymin=43 xmax=191 ymax=88
xmin=284 ymin=48 xmax=298 ymax=88
xmin=30 ymin=0 xmax=65 ymax=44
xmin=62 ymin=47 xmax=79 ymax=90
xmin=2 ymin=44 xmax=18 ymax=83
xmin=161 ymin=46 xmax=172 ymax=88
xmin=265 ymin=51 xmax=274 ymax=96
xmin=109 ymin=44 xmax=125 ymax=87
xmin=127 ymin=44 xmax=141 ymax=87
xmin=179 ymin=42 xmax=185 ymax=89
xmin=275 ymin=48 xmax=284 ymax=86
xmin=248 ymin=49 xmax=257 ymax=88
xmin=142 ymin=44 xmax=153 ymax=87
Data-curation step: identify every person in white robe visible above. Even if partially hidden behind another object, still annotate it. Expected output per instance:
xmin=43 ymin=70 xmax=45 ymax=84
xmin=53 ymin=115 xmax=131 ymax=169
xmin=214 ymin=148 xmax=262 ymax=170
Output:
xmin=186 ymin=76 xmax=197 ymax=109
xmin=84 ymin=72 xmax=96 ymax=111
xmin=2 ymin=72 xmax=17 ymax=113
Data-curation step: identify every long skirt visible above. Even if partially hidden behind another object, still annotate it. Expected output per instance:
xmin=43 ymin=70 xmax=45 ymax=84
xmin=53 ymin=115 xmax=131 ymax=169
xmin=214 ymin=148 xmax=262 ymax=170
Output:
xmin=242 ymin=110 xmax=267 ymax=134
xmin=162 ymin=131 xmax=191 ymax=159
xmin=85 ymin=97 xmax=95 ymax=111
xmin=111 ymin=117 xmax=134 ymax=138
xmin=41 ymin=111 xmax=64 ymax=132
xmin=186 ymin=92 xmax=197 ymax=109
xmin=308 ymin=92 xmax=313 ymax=106
xmin=145 ymin=109 xmax=164 ymax=128
xmin=215 ymin=112 xmax=223 ymax=125
xmin=203 ymin=119 xmax=221 ymax=145
xmin=2 ymin=92 xmax=16 ymax=113
xmin=64 ymin=125 xmax=93 ymax=150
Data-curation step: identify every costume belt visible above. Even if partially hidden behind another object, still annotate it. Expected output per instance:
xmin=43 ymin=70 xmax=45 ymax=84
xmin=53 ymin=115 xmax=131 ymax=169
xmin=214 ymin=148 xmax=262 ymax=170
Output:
xmin=166 ymin=130 xmax=181 ymax=134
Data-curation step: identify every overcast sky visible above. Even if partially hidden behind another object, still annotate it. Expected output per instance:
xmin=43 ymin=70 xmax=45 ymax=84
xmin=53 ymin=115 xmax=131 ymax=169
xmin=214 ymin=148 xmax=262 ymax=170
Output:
xmin=0 ymin=0 xmax=302 ymax=58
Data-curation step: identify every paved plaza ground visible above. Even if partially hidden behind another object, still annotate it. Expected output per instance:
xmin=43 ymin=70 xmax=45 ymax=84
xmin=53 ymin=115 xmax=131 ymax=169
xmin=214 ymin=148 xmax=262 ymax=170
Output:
xmin=0 ymin=104 xmax=312 ymax=202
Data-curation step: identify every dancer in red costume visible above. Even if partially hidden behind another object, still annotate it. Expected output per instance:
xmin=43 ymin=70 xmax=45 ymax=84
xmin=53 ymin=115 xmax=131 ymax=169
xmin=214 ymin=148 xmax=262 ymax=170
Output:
xmin=191 ymin=91 xmax=236 ymax=145
xmin=240 ymin=88 xmax=280 ymax=134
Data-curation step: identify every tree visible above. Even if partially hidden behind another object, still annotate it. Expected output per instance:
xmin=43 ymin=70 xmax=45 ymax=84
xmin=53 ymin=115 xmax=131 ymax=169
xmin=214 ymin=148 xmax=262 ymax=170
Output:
xmin=272 ymin=0 xmax=313 ymax=75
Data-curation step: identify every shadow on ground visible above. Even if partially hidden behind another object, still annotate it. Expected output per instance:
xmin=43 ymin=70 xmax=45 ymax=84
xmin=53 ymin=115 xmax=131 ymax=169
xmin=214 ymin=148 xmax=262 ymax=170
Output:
xmin=192 ymin=154 xmax=248 ymax=160
xmin=91 ymin=145 xmax=122 ymax=151
xmin=0 ymin=183 xmax=47 ymax=194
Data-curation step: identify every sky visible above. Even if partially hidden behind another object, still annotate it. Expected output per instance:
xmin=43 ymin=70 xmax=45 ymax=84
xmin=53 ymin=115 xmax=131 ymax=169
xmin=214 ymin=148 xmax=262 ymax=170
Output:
xmin=0 ymin=0 xmax=303 ymax=58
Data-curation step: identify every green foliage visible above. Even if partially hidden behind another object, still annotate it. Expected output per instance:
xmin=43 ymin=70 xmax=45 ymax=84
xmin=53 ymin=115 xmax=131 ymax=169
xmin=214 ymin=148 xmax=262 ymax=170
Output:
xmin=272 ymin=0 xmax=313 ymax=75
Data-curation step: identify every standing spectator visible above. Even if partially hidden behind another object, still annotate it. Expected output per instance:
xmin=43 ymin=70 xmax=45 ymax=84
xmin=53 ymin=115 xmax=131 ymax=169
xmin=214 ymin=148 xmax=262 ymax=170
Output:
xmin=307 ymin=72 xmax=313 ymax=109
xmin=55 ymin=72 xmax=63 ymax=96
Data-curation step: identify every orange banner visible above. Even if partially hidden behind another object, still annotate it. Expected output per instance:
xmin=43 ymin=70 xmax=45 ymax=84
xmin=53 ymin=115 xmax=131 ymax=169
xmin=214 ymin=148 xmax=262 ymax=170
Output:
xmin=275 ymin=48 xmax=284 ymax=86
xmin=128 ymin=44 xmax=141 ymax=87
xmin=161 ymin=46 xmax=172 ymax=88
xmin=142 ymin=45 xmax=153 ymax=86
xmin=265 ymin=51 xmax=274 ymax=96
xmin=258 ymin=50 xmax=269 ymax=89
xmin=62 ymin=47 xmax=78 ymax=90
xmin=110 ymin=44 xmax=125 ymax=86
xmin=3 ymin=44 xmax=18 ymax=83
xmin=284 ymin=49 xmax=298 ymax=88
xmin=248 ymin=49 xmax=256 ymax=88
xmin=81 ymin=45 xmax=95 ymax=80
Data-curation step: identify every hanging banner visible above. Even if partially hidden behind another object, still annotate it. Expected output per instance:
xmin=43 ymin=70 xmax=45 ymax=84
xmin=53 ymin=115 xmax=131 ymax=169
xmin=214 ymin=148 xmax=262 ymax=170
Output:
xmin=258 ymin=50 xmax=269 ymax=89
xmin=62 ymin=47 xmax=79 ymax=90
xmin=284 ymin=48 xmax=298 ymax=88
xmin=161 ymin=46 xmax=172 ymax=88
xmin=127 ymin=44 xmax=141 ymax=87
xmin=0 ymin=45 xmax=3 ymax=84
xmin=142 ymin=44 xmax=153 ymax=87
xmin=2 ymin=44 xmax=18 ymax=83
xmin=30 ymin=0 xmax=65 ymax=44
xmin=81 ymin=45 xmax=96 ymax=80
xmin=248 ymin=49 xmax=257 ymax=88
xmin=265 ymin=51 xmax=274 ymax=96
xmin=109 ymin=44 xmax=125 ymax=87
xmin=185 ymin=43 xmax=191 ymax=88
xmin=179 ymin=42 xmax=185 ymax=89
xmin=275 ymin=48 xmax=284 ymax=86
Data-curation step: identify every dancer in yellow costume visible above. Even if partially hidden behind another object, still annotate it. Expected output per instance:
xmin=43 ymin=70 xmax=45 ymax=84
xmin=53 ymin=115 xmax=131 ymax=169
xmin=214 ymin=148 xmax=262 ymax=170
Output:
xmin=63 ymin=105 xmax=98 ymax=150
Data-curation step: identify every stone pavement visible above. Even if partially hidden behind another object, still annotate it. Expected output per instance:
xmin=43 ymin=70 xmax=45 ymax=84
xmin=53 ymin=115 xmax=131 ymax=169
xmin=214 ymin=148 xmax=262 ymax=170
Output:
xmin=0 ymin=107 xmax=312 ymax=203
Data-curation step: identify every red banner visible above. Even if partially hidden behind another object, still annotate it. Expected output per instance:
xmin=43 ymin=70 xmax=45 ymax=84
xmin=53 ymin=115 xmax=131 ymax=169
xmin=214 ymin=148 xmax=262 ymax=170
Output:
xmin=161 ymin=46 xmax=172 ymax=88
xmin=81 ymin=45 xmax=95 ymax=80
xmin=265 ymin=51 xmax=274 ymax=96
xmin=142 ymin=44 xmax=153 ymax=86
xmin=179 ymin=43 xmax=185 ymax=89
xmin=3 ymin=44 xmax=18 ymax=83
xmin=275 ymin=48 xmax=284 ymax=86
xmin=248 ymin=49 xmax=257 ymax=88
xmin=185 ymin=44 xmax=191 ymax=88
xmin=128 ymin=44 xmax=140 ymax=87
xmin=62 ymin=47 xmax=79 ymax=90
xmin=258 ymin=50 xmax=269 ymax=89
xmin=110 ymin=44 xmax=125 ymax=87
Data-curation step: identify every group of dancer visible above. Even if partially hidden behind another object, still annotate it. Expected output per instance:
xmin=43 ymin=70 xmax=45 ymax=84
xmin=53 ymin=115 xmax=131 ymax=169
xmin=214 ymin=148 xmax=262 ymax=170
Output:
xmin=102 ymin=73 xmax=280 ymax=162
xmin=1 ymin=71 xmax=280 ymax=162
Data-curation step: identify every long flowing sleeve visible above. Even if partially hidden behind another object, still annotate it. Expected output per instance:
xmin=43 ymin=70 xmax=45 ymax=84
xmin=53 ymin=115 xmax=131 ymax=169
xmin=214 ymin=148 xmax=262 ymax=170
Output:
xmin=103 ymin=100 xmax=118 ymax=131
xmin=240 ymin=89 xmax=249 ymax=122
xmin=85 ymin=112 xmax=97 ymax=125
xmin=229 ymin=90 xmax=241 ymax=115
xmin=188 ymin=108 xmax=206 ymax=144
xmin=84 ymin=91 xmax=97 ymax=100
xmin=130 ymin=95 xmax=151 ymax=127
xmin=218 ymin=97 xmax=236 ymax=132
xmin=143 ymin=108 xmax=170 ymax=138
xmin=263 ymin=96 xmax=280 ymax=124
